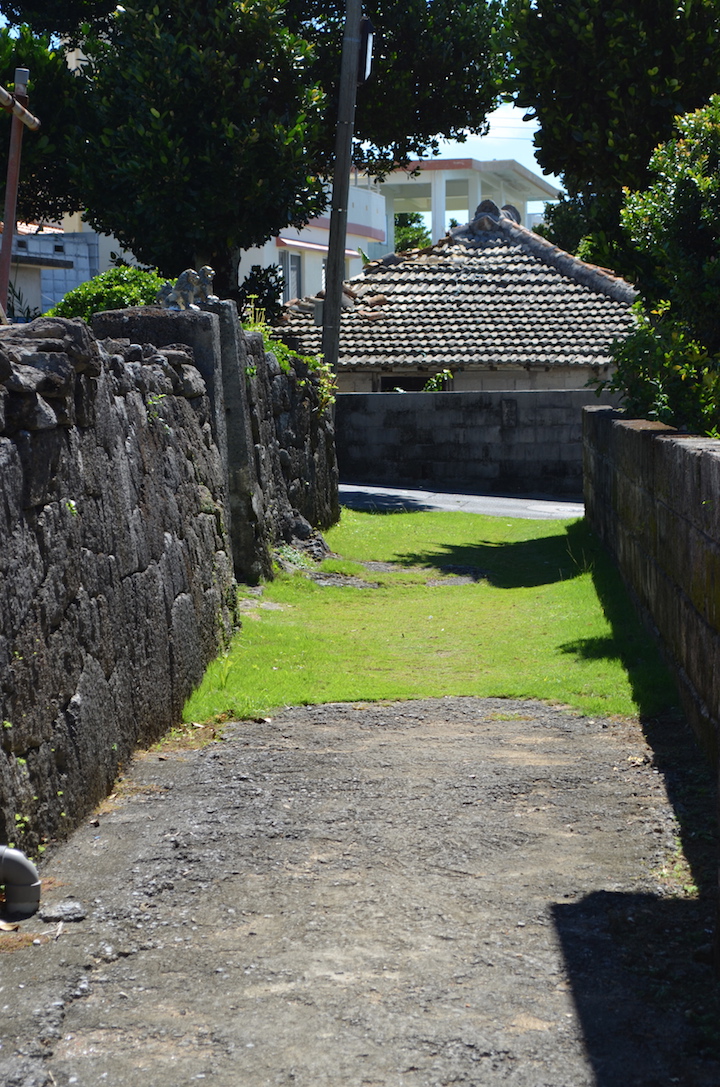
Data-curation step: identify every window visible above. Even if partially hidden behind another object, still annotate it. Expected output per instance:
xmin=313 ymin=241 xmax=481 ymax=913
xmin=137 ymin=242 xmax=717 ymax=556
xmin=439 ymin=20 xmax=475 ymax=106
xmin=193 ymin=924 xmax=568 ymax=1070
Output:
xmin=279 ymin=250 xmax=302 ymax=303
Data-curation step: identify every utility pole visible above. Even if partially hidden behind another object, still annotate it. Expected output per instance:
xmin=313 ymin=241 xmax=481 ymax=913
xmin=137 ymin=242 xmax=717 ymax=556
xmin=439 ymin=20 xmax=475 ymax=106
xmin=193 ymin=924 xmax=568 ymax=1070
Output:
xmin=0 ymin=69 xmax=41 ymax=317
xmin=321 ymin=0 xmax=363 ymax=372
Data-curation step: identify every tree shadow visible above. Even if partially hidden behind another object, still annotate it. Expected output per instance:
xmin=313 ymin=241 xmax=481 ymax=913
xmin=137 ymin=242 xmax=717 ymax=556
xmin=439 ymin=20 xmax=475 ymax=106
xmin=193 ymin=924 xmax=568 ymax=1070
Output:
xmin=339 ymin=487 xmax=437 ymax=513
xmin=552 ymin=890 xmax=720 ymax=1086
xmin=390 ymin=524 xmax=589 ymax=588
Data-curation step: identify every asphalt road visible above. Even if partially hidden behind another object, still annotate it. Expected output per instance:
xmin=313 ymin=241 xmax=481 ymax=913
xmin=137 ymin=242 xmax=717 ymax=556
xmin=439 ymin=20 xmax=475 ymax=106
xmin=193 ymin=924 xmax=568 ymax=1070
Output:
xmin=339 ymin=483 xmax=584 ymax=520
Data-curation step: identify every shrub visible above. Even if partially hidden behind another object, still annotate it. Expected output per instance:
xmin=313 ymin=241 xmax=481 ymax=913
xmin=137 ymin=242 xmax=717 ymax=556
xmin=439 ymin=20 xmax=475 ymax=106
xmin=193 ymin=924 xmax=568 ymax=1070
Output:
xmin=237 ymin=264 xmax=284 ymax=322
xmin=602 ymin=305 xmax=720 ymax=436
xmin=602 ymin=96 xmax=720 ymax=435
xmin=47 ymin=265 xmax=165 ymax=323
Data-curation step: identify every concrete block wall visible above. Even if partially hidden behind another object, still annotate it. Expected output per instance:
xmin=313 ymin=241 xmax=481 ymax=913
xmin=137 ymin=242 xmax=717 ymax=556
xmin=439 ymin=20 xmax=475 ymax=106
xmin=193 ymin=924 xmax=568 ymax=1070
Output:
xmin=583 ymin=406 xmax=720 ymax=761
xmin=336 ymin=389 xmax=618 ymax=495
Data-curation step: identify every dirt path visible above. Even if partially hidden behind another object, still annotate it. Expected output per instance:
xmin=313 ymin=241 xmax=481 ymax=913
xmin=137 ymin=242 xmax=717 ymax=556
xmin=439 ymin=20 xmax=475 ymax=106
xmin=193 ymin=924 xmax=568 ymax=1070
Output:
xmin=0 ymin=698 xmax=717 ymax=1087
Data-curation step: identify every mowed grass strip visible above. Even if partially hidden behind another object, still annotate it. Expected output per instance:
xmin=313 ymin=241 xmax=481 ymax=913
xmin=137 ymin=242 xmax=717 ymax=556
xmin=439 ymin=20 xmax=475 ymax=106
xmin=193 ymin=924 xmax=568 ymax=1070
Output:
xmin=183 ymin=508 xmax=678 ymax=723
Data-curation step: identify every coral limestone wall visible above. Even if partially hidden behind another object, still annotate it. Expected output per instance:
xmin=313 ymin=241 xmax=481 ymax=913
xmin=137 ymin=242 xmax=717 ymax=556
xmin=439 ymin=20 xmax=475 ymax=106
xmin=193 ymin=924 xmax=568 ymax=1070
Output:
xmin=0 ymin=317 xmax=238 ymax=849
xmin=0 ymin=309 xmax=339 ymax=851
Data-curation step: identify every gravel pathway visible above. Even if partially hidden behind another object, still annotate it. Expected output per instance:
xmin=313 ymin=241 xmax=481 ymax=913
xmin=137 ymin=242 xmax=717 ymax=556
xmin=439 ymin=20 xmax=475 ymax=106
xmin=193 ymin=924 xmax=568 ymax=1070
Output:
xmin=0 ymin=697 xmax=717 ymax=1087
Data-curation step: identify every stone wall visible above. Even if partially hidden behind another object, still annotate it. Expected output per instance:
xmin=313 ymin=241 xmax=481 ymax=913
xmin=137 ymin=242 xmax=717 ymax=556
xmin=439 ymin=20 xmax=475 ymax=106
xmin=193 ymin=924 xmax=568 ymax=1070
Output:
xmin=336 ymin=389 xmax=619 ymax=495
xmin=0 ymin=310 xmax=339 ymax=850
xmin=92 ymin=304 xmax=339 ymax=583
xmin=583 ymin=406 xmax=720 ymax=761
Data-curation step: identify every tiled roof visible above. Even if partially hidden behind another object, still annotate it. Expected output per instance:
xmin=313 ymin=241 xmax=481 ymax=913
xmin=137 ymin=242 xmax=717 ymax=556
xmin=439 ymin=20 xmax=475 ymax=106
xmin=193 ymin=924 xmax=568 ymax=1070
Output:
xmin=281 ymin=201 xmax=637 ymax=371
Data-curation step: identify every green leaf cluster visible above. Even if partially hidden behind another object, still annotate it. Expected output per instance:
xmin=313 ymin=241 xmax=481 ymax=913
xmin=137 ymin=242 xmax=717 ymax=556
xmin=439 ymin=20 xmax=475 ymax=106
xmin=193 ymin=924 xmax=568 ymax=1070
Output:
xmin=0 ymin=26 xmax=84 ymax=223
xmin=46 ymin=265 xmax=165 ymax=322
xmin=283 ymin=0 xmax=505 ymax=176
xmin=69 ymin=0 xmax=329 ymax=292
xmin=507 ymin=0 xmax=720 ymax=196
xmin=394 ymin=212 xmax=431 ymax=252
xmin=601 ymin=97 xmax=720 ymax=435
xmin=508 ymin=1 xmax=720 ymax=272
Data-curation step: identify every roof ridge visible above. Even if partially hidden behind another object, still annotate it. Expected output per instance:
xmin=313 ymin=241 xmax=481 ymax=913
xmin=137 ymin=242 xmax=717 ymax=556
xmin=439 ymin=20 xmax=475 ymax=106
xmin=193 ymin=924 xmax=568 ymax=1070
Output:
xmin=497 ymin=217 xmax=637 ymax=304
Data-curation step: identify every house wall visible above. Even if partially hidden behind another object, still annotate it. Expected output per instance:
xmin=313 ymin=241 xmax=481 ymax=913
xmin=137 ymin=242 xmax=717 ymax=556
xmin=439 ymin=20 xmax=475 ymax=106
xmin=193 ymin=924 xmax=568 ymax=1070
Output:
xmin=236 ymin=185 xmax=387 ymax=301
xmin=583 ymin=406 xmax=720 ymax=762
xmin=335 ymin=389 xmax=618 ymax=495
xmin=335 ymin=366 xmax=612 ymax=394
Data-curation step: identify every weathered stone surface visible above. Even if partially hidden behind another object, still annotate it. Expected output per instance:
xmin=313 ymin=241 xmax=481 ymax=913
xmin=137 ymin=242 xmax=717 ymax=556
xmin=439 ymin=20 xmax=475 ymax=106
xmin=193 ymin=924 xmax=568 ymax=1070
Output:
xmin=0 ymin=310 xmax=339 ymax=850
xmin=584 ymin=407 xmax=720 ymax=764
xmin=0 ymin=323 xmax=238 ymax=849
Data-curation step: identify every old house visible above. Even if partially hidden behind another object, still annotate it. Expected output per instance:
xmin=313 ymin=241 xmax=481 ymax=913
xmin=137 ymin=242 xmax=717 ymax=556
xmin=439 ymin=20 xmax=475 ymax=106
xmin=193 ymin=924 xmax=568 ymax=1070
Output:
xmin=280 ymin=201 xmax=637 ymax=392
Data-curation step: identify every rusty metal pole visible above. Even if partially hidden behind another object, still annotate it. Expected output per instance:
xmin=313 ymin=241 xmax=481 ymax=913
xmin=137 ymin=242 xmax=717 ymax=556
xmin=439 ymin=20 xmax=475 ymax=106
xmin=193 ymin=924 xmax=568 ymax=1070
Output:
xmin=0 ymin=69 xmax=32 ymax=316
xmin=321 ymin=0 xmax=362 ymax=372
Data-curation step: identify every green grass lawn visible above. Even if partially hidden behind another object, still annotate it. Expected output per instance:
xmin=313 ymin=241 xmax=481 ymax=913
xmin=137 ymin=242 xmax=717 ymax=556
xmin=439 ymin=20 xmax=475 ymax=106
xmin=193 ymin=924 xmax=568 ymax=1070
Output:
xmin=183 ymin=508 xmax=678 ymax=723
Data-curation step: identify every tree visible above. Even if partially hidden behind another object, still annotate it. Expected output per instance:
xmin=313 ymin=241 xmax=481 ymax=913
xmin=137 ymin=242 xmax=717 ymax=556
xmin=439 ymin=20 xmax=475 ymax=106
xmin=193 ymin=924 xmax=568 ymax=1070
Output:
xmin=283 ymin=0 xmax=505 ymax=175
xmin=623 ymin=96 xmax=720 ymax=352
xmin=394 ymin=212 xmax=431 ymax=251
xmin=0 ymin=1 xmax=116 ymax=41
xmin=507 ymin=0 xmax=720 ymax=268
xmin=0 ymin=27 xmax=84 ymax=223
xmin=602 ymin=98 xmax=720 ymax=433
xmin=69 ymin=0 xmax=329 ymax=295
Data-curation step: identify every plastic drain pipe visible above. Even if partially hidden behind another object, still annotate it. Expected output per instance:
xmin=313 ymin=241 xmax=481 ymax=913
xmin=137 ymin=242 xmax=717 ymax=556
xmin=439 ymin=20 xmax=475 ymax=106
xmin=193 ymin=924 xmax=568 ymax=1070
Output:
xmin=0 ymin=845 xmax=41 ymax=919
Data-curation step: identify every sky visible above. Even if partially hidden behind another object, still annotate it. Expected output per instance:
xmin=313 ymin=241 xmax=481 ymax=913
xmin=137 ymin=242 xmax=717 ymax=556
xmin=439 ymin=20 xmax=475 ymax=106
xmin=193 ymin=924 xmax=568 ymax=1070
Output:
xmin=439 ymin=102 xmax=561 ymax=186
xmin=433 ymin=101 xmax=563 ymax=217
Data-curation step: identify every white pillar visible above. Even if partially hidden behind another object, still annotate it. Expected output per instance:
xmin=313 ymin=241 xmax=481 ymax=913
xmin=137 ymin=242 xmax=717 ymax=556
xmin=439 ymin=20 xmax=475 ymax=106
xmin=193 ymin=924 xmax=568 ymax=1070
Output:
xmin=467 ymin=173 xmax=482 ymax=223
xmin=430 ymin=171 xmax=447 ymax=242
xmin=384 ymin=195 xmax=395 ymax=250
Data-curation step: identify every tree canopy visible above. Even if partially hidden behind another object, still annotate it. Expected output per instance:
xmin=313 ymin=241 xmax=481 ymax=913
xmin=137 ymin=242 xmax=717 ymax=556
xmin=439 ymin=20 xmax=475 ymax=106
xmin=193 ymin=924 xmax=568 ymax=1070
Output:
xmin=0 ymin=1 xmax=504 ymax=287
xmin=0 ymin=1 xmax=116 ymax=40
xmin=506 ymin=0 xmax=720 ymax=269
xmin=69 ymin=0 xmax=329 ymax=290
xmin=0 ymin=27 xmax=83 ymax=223
xmin=507 ymin=0 xmax=720 ymax=194
xmin=284 ymin=0 xmax=504 ymax=175
xmin=602 ymin=98 xmax=720 ymax=434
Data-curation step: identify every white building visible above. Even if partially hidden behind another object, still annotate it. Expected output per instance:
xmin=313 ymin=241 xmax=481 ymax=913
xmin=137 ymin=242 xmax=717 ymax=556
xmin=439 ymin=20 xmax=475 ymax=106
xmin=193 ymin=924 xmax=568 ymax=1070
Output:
xmin=236 ymin=158 xmax=560 ymax=299
xmin=367 ymin=157 xmax=561 ymax=251
xmin=235 ymin=182 xmax=386 ymax=303
xmin=4 ymin=158 xmax=559 ymax=317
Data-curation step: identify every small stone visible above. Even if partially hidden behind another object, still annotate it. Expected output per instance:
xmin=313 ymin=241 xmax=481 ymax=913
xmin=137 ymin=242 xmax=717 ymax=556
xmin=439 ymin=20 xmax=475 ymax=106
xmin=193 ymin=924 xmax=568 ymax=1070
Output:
xmin=40 ymin=900 xmax=87 ymax=923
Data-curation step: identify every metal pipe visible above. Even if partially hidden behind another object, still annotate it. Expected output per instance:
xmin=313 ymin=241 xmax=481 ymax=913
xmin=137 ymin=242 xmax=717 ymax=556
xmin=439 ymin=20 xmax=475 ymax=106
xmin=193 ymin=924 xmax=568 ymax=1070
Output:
xmin=0 ymin=82 xmax=40 ymax=132
xmin=0 ymin=69 xmax=39 ymax=316
xmin=0 ymin=844 xmax=41 ymax=920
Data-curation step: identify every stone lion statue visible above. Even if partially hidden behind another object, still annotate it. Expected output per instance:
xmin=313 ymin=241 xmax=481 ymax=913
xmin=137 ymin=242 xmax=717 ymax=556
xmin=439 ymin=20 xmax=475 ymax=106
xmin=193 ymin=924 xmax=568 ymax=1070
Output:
xmin=157 ymin=267 xmax=219 ymax=310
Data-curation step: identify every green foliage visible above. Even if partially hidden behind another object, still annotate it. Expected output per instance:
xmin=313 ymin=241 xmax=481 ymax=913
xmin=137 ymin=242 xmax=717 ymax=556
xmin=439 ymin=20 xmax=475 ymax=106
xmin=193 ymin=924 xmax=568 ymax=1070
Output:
xmin=7 ymin=282 xmax=41 ymax=323
xmin=283 ymin=0 xmax=505 ymax=175
xmin=622 ymin=96 xmax=720 ymax=351
xmin=394 ymin=212 xmax=431 ymax=252
xmin=423 ymin=369 xmax=453 ymax=391
xmin=70 ymin=0 xmax=328 ymax=292
xmin=602 ymin=97 xmax=720 ymax=434
xmin=506 ymin=1 xmax=720 ymax=273
xmin=0 ymin=26 xmax=84 ymax=223
xmin=602 ymin=305 xmax=720 ymax=435
xmin=242 ymin=300 xmax=337 ymax=412
xmin=237 ymin=265 xmax=284 ymax=322
xmin=506 ymin=0 xmax=720 ymax=196
xmin=46 ymin=265 xmax=165 ymax=323
xmin=0 ymin=1 xmax=116 ymax=40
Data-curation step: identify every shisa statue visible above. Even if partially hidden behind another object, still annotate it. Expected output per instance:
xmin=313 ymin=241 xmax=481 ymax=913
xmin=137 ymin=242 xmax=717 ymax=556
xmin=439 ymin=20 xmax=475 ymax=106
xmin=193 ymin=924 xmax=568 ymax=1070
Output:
xmin=157 ymin=266 xmax=219 ymax=310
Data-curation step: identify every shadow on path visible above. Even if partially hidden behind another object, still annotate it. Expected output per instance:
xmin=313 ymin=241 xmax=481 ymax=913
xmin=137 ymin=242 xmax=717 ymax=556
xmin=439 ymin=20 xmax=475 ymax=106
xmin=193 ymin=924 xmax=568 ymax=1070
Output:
xmin=553 ymin=891 xmax=719 ymax=1086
